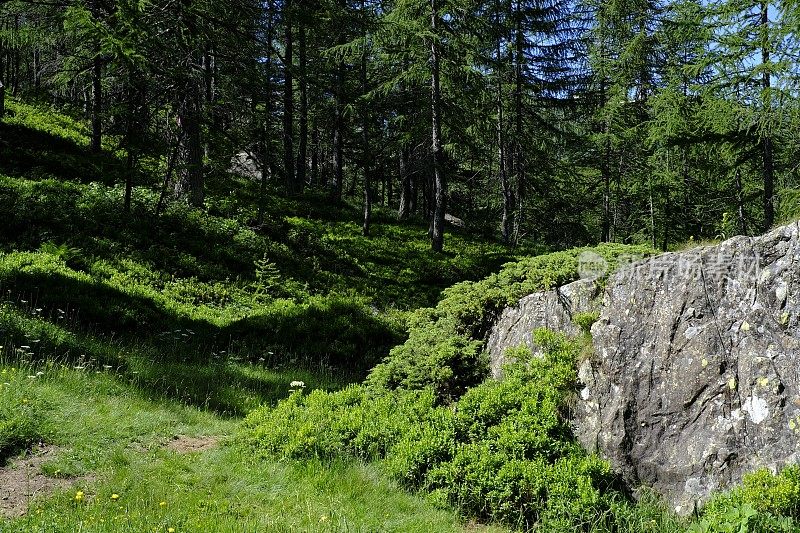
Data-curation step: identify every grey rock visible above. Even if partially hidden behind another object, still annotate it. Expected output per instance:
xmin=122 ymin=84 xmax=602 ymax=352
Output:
xmin=489 ymin=221 xmax=800 ymax=513
xmin=445 ymin=213 xmax=466 ymax=228
xmin=486 ymin=278 xmax=600 ymax=378
xmin=230 ymin=151 xmax=262 ymax=181
xmin=575 ymin=222 xmax=800 ymax=514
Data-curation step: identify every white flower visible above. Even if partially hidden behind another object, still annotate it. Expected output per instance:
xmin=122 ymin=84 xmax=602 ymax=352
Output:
xmin=290 ymin=380 xmax=305 ymax=389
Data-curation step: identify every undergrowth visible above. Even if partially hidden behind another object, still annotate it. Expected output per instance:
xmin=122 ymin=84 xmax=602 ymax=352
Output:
xmin=0 ymin=367 xmax=49 ymax=464
xmin=367 ymin=243 xmax=650 ymax=402
xmin=0 ymin=96 xmax=535 ymax=413
xmin=242 ymin=331 xmax=616 ymax=531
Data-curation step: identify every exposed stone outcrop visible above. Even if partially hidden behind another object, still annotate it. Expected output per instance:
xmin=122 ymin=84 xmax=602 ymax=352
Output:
xmin=230 ymin=151 xmax=262 ymax=181
xmin=491 ymin=222 xmax=800 ymax=513
xmin=486 ymin=278 xmax=600 ymax=378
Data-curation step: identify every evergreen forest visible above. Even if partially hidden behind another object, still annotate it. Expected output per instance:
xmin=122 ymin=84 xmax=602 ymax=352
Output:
xmin=2 ymin=0 xmax=800 ymax=531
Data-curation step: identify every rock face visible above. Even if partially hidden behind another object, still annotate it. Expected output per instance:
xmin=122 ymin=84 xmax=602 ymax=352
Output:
xmin=230 ymin=151 xmax=262 ymax=181
xmin=580 ymin=223 xmax=800 ymax=513
xmin=486 ymin=278 xmax=600 ymax=378
xmin=491 ymin=222 xmax=800 ymax=513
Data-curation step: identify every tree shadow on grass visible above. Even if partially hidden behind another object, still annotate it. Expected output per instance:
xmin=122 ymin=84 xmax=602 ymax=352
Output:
xmin=0 ymin=272 xmax=397 ymax=416
xmin=0 ymin=122 xmax=127 ymax=187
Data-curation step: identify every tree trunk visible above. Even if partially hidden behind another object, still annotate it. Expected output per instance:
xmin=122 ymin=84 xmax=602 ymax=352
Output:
xmin=125 ymin=145 xmax=135 ymax=213
xmin=311 ymin=122 xmax=319 ymax=186
xmin=283 ymin=0 xmax=296 ymax=194
xmin=11 ymin=15 xmax=19 ymax=95
xmin=176 ymin=81 xmax=204 ymax=207
xmin=33 ymin=47 xmax=40 ymax=90
xmin=0 ymin=32 xmax=4 ymax=118
xmin=258 ymin=2 xmax=275 ymax=225
xmin=735 ymin=167 xmax=748 ymax=235
xmin=296 ymin=14 xmax=308 ymax=192
xmin=202 ymin=43 xmax=218 ymax=161
xmin=512 ymin=0 xmax=524 ymax=243
xmin=496 ymin=5 xmax=512 ymax=244
xmin=430 ymin=0 xmax=445 ymax=252
xmin=332 ymin=67 xmax=344 ymax=200
xmin=91 ymin=53 xmax=102 ymax=152
xmin=331 ymin=0 xmax=346 ymax=201
xmin=360 ymin=25 xmax=372 ymax=237
xmin=398 ymin=147 xmax=411 ymax=219
xmin=156 ymin=133 xmax=184 ymax=216
xmin=422 ymin=171 xmax=430 ymax=228
xmin=600 ymin=78 xmax=612 ymax=243
xmin=386 ymin=161 xmax=392 ymax=206
xmin=124 ymin=81 xmax=139 ymax=213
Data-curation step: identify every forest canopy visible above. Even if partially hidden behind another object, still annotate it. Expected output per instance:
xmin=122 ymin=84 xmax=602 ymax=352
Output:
xmin=1 ymin=0 xmax=798 ymax=250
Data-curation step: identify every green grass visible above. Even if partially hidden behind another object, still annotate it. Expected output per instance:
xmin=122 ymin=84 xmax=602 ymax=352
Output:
xmin=0 ymin=360 xmax=501 ymax=532
xmin=0 ymin=97 xmax=527 ymax=530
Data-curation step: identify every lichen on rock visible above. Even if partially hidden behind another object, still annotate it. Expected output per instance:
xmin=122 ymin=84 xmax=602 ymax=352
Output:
xmin=489 ymin=221 xmax=800 ymax=514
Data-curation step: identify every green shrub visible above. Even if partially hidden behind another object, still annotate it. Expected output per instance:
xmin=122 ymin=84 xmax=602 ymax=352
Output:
xmin=573 ymin=311 xmax=600 ymax=334
xmin=692 ymin=467 xmax=800 ymax=532
xmin=741 ymin=466 xmax=800 ymax=516
xmin=242 ymin=331 xmax=628 ymax=530
xmin=366 ymin=244 xmax=650 ymax=402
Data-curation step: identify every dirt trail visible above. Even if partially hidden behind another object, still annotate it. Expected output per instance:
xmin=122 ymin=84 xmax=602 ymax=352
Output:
xmin=0 ymin=446 xmax=81 ymax=518
xmin=164 ymin=435 xmax=220 ymax=453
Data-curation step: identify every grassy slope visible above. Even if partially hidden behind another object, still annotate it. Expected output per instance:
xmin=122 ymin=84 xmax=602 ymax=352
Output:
xmin=0 ymin=98 xmax=519 ymax=531
xmin=2 ymin=361 xmax=499 ymax=532
xmin=0 ymin=97 xmax=537 ymax=414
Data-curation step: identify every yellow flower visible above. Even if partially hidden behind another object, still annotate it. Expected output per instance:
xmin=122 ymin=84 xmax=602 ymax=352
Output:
xmin=111 ymin=493 xmax=120 ymax=501
xmin=168 ymin=528 xmax=175 ymax=533
xmin=75 ymin=491 xmax=85 ymax=502
xmin=159 ymin=501 xmax=167 ymax=508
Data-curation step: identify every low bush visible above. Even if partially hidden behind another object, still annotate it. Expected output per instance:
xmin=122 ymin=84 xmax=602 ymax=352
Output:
xmin=366 ymin=243 xmax=650 ymax=403
xmin=690 ymin=467 xmax=800 ymax=532
xmin=242 ymin=331 xmax=628 ymax=530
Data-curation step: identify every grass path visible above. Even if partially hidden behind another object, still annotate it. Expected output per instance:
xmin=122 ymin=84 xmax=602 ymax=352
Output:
xmin=0 ymin=362 xmax=504 ymax=532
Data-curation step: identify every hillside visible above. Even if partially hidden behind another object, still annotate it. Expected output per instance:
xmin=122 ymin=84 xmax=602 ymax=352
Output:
xmin=3 ymin=100 xmax=800 ymax=532
xmin=0 ymin=98 xmax=538 ymax=414
xmin=0 ymin=99 xmax=523 ymax=531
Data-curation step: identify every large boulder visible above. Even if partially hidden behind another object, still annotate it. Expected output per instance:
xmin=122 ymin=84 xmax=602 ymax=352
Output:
xmin=576 ymin=222 xmax=800 ymax=513
xmin=489 ymin=222 xmax=800 ymax=513
xmin=486 ymin=278 xmax=600 ymax=378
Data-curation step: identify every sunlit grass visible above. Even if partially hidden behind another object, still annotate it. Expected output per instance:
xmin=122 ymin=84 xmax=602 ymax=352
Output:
xmin=0 ymin=359 xmax=495 ymax=532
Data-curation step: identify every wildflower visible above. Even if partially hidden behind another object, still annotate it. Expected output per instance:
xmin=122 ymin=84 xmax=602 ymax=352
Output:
xmin=290 ymin=380 xmax=305 ymax=389
xmin=168 ymin=528 xmax=175 ymax=533
xmin=159 ymin=501 xmax=167 ymax=508
xmin=111 ymin=494 xmax=120 ymax=501
xmin=75 ymin=491 xmax=84 ymax=502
